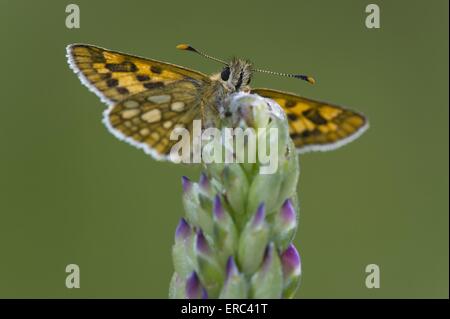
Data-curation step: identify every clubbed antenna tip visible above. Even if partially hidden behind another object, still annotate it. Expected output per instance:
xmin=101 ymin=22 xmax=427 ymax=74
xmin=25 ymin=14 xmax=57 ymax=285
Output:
xmin=176 ymin=43 xmax=227 ymax=65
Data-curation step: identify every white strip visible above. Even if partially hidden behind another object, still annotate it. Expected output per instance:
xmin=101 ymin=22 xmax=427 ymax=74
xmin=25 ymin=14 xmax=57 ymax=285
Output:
xmin=102 ymin=107 xmax=171 ymax=161
xmin=296 ymin=120 xmax=369 ymax=154
xmin=65 ymin=44 xmax=115 ymax=106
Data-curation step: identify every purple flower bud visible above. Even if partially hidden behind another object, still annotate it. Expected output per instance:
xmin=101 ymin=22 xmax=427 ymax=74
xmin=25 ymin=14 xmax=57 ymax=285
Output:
xmin=199 ymin=173 xmax=210 ymax=191
xmin=225 ymin=256 xmax=239 ymax=282
xmin=196 ymin=230 xmax=210 ymax=255
xmin=281 ymin=244 xmax=301 ymax=278
xmin=252 ymin=203 xmax=265 ymax=228
xmin=185 ymin=272 xmax=208 ymax=299
xmin=181 ymin=176 xmax=192 ymax=193
xmin=213 ymin=195 xmax=224 ymax=220
xmin=175 ymin=218 xmax=191 ymax=240
xmin=280 ymin=199 xmax=296 ymax=225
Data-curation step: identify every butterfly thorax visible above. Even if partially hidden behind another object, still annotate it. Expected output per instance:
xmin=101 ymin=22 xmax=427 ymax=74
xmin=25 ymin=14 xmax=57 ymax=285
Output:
xmin=201 ymin=58 xmax=253 ymax=127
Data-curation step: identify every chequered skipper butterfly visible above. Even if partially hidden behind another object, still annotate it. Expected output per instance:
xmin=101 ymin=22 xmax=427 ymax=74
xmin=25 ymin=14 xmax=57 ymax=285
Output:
xmin=66 ymin=44 xmax=368 ymax=160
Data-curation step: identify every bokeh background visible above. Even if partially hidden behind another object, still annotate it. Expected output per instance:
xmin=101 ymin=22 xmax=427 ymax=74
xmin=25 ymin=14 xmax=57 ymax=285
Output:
xmin=0 ymin=0 xmax=448 ymax=298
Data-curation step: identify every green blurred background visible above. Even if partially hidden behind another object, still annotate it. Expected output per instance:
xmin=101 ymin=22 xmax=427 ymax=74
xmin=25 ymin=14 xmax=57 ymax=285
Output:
xmin=0 ymin=0 xmax=448 ymax=298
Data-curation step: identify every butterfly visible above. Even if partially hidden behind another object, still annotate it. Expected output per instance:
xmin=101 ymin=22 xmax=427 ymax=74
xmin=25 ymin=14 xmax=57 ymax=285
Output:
xmin=66 ymin=43 xmax=368 ymax=160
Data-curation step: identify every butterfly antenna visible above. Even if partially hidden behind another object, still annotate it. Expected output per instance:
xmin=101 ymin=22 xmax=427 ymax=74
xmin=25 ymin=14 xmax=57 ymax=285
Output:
xmin=254 ymin=68 xmax=316 ymax=85
xmin=176 ymin=44 xmax=227 ymax=65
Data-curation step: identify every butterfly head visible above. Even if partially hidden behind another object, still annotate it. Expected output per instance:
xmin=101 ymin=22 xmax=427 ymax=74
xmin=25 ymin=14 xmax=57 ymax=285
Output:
xmin=220 ymin=58 xmax=253 ymax=92
xmin=176 ymin=43 xmax=316 ymax=90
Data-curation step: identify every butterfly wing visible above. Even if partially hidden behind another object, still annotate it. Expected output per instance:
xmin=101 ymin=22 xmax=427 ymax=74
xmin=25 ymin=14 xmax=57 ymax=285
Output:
xmin=66 ymin=44 xmax=209 ymax=105
xmin=104 ymin=80 xmax=202 ymax=160
xmin=251 ymin=88 xmax=368 ymax=153
xmin=66 ymin=44 xmax=213 ymax=160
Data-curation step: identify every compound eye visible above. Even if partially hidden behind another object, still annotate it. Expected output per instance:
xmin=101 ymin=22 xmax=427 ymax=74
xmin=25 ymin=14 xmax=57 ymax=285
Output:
xmin=220 ymin=67 xmax=230 ymax=81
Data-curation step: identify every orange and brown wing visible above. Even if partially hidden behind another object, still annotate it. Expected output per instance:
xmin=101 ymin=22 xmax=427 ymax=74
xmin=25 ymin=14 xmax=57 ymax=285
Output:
xmin=103 ymin=80 xmax=202 ymax=160
xmin=252 ymin=88 xmax=368 ymax=153
xmin=66 ymin=44 xmax=209 ymax=105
